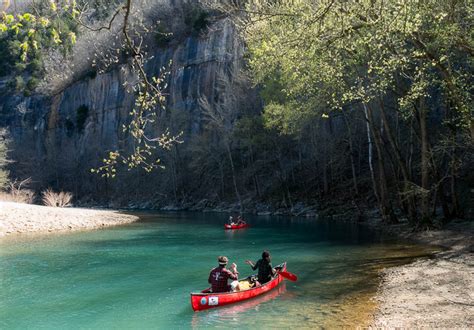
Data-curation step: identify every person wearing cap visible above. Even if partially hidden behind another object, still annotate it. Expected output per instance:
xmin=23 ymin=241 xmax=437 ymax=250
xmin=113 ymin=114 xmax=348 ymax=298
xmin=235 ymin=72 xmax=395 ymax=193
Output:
xmin=245 ymin=250 xmax=276 ymax=284
xmin=208 ymin=256 xmax=240 ymax=293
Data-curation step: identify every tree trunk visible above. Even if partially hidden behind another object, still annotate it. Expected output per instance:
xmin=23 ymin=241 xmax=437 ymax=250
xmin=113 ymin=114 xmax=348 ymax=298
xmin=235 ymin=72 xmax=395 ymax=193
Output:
xmin=249 ymin=144 xmax=261 ymax=198
xmin=225 ymin=141 xmax=242 ymax=213
xmin=379 ymin=99 xmax=417 ymax=222
xmin=365 ymin=103 xmax=397 ymax=223
xmin=419 ymin=98 xmax=431 ymax=226
xmin=449 ymin=138 xmax=462 ymax=218
xmin=323 ymin=160 xmax=329 ymax=195
xmin=363 ymin=103 xmax=381 ymax=208
xmin=470 ymin=119 xmax=474 ymax=142
xmin=342 ymin=112 xmax=359 ymax=195
xmin=218 ymin=161 xmax=225 ymax=198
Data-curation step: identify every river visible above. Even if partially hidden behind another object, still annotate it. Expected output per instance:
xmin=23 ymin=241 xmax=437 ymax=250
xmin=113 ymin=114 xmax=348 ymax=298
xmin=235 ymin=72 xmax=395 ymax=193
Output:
xmin=0 ymin=212 xmax=435 ymax=328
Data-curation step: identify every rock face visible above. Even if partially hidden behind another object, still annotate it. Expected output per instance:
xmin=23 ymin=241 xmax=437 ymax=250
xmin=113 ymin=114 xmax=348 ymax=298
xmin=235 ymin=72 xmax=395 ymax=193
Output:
xmin=0 ymin=13 xmax=252 ymax=206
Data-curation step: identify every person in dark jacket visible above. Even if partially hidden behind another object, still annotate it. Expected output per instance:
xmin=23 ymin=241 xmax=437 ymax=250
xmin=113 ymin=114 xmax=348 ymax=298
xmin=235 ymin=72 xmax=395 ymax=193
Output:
xmin=208 ymin=256 xmax=239 ymax=292
xmin=245 ymin=250 xmax=276 ymax=284
xmin=236 ymin=215 xmax=246 ymax=225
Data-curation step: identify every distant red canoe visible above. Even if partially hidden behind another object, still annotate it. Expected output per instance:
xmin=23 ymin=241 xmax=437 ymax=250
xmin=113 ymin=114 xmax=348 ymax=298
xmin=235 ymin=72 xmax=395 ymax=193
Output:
xmin=224 ymin=223 xmax=249 ymax=230
xmin=190 ymin=263 xmax=287 ymax=311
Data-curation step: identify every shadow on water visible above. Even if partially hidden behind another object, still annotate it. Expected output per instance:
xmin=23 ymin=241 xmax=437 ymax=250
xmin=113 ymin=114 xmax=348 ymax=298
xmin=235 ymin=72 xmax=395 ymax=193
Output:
xmin=190 ymin=282 xmax=290 ymax=328
xmin=73 ymin=212 xmax=383 ymax=249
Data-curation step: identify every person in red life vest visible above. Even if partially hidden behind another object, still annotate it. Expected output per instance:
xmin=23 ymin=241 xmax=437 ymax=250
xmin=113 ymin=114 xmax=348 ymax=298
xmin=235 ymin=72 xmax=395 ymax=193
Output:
xmin=208 ymin=256 xmax=240 ymax=292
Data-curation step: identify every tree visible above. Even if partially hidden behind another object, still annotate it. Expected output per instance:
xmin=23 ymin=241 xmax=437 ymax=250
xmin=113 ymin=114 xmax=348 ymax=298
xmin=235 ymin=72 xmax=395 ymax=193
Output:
xmin=199 ymin=71 xmax=244 ymax=212
xmin=0 ymin=129 xmax=9 ymax=189
xmin=1 ymin=0 xmax=182 ymax=179
xmin=220 ymin=0 xmax=473 ymax=225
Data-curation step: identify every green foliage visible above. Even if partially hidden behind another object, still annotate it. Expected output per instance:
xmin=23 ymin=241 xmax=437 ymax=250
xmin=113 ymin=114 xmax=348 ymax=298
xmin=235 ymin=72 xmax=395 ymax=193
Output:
xmin=259 ymin=72 xmax=287 ymax=105
xmin=239 ymin=0 xmax=473 ymax=222
xmin=0 ymin=0 xmax=79 ymax=91
xmin=192 ymin=11 xmax=209 ymax=32
xmin=234 ymin=115 xmax=275 ymax=149
xmin=92 ymin=68 xmax=181 ymax=178
xmin=85 ymin=0 xmax=124 ymax=21
xmin=26 ymin=76 xmax=39 ymax=92
xmin=184 ymin=4 xmax=210 ymax=35
xmin=245 ymin=0 xmax=473 ymax=133
xmin=13 ymin=76 xmax=25 ymax=92
xmin=0 ymin=132 xmax=10 ymax=189
xmin=28 ymin=57 xmax=44 ymax=75
xmin=263 ymin=102 xmax=302 ymax=135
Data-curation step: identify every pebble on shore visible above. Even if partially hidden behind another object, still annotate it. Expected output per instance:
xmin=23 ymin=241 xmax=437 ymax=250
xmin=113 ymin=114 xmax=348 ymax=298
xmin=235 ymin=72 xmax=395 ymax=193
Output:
xmin=372 ymin=221 xmax=474 ymax=328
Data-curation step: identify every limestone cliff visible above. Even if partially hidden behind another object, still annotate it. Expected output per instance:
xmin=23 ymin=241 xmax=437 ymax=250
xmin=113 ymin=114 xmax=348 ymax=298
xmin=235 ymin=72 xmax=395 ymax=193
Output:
xmin=0 ymin=15 xmax=252 ymax=207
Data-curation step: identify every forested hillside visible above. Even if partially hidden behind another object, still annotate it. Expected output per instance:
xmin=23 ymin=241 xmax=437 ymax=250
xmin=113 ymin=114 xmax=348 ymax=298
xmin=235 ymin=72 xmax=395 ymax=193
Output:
xmin=225 ymin=0 xmax=474 ymax=226
xmin=0 ymin=0 xmax=472 ymax=227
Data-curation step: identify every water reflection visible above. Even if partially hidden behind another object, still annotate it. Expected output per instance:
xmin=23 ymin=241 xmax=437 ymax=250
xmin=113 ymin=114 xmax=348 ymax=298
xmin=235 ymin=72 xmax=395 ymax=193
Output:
xmin=191 ymin=283 xmax=290 ymax=328
xmin=0 ymin=212 xmax=439 ymax=329
xmin=223 ymin=227 xmax=250 ymax=239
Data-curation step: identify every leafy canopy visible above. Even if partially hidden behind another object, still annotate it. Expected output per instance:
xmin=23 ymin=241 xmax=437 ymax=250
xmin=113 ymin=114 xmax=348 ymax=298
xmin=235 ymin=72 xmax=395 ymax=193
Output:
xmin=243 ymin=0 xmax=473 ymax=133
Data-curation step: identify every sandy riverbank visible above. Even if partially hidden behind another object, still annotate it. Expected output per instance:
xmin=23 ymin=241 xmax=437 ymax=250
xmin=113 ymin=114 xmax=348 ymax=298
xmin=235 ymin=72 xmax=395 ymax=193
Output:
xmin=372 ymin=220 xmax=474 ymax=328
xmin=0 ymin=201 xmax=139 ymax=237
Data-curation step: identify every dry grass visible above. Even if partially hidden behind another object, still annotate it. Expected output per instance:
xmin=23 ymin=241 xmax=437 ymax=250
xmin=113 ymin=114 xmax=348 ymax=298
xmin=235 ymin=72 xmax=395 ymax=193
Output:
xmin=0 ymin=178 xmax=35 ymax=204
xmin=0 ymin=189 xmax=35 ymax=204
xmin=41 ymin=188 xmax=73 ymax=207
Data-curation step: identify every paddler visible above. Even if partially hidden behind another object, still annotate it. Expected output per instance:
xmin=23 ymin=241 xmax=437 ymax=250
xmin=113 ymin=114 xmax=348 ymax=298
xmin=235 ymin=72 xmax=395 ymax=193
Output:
xmin=236 ymin=215 xmax=246 ymax=225
xmin=245 ymin=250 xmax=276 ymax=284
xmin=208 ymin=256 xmax=240 ymax=292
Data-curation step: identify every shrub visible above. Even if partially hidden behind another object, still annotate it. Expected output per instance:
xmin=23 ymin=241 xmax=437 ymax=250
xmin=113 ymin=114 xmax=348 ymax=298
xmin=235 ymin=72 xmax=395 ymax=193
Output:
xmin=0 ymin=130 xmax=9 ymax=189
xmin=184 ymin=5 xmax=210 ymax=35
xmin=14 ymin=62 xmax=27 ymax=72
xmin=0 ymin=178 xmax=35 ymax=204
xmin=1 ymin=6 xmax=78 ymax=92
xmin=0 ymin=189 xmax=35 ymax=204
xmin=41 ymin=188 xmax=73 ymax=207
xmin=14 ymin=76 xmax=25 ymax=92
xmin=192 ymin=11 xmax=209 ymax=32
xmin=26 ymin=77 xmax=40 ymax=92
xmin=0 ymin=172 xmax=8 ymax=190
xmin=28 ymin=58 xmax=45 ymax=77
xmin=0 ymin=37 xmax=13 ymax=77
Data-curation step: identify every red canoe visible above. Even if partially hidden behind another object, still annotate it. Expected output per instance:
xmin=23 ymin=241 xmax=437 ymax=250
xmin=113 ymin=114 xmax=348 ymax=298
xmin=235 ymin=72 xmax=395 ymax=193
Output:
xmin=190 ymin=263 xmax=287 ymax=311
xmin=224 ymin=223 xmax=249 ymax=230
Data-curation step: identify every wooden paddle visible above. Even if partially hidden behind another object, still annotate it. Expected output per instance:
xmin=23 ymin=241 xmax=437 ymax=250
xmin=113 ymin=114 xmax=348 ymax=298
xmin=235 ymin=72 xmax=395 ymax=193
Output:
xmin=278 ymin=270 xmax=298 ymax=282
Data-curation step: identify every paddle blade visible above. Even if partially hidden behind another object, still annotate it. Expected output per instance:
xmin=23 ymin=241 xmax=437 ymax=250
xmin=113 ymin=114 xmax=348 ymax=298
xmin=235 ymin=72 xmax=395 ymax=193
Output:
xmin=279 ymin=271 xmax=297 ymax=282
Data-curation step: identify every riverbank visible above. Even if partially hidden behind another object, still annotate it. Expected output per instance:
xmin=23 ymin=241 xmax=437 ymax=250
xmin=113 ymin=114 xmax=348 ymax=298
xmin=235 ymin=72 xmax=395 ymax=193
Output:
xmin=372 ymin=220 xmax=474 ymax=328
xmin=0 ymin=201 xmax=139 ymax=237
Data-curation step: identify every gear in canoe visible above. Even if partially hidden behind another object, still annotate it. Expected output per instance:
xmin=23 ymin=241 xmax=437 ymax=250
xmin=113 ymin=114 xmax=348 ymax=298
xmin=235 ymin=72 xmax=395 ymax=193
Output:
xmin=191 ymin=261 xmax=297 ymax=311
xmin=191 ymin=251 xmax=297 ymax=311
xmin=225 ymin=215 xmax=248 ymax=230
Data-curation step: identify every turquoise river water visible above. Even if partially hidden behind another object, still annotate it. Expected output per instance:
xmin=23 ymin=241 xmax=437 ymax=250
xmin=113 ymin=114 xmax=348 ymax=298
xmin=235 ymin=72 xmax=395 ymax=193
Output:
xmin=0 ymin=212 xmax=435 ymax=329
